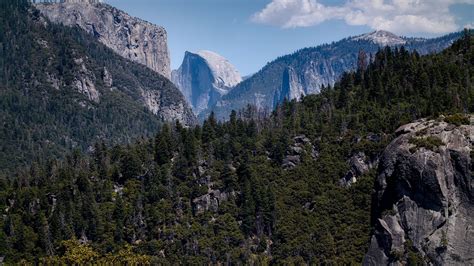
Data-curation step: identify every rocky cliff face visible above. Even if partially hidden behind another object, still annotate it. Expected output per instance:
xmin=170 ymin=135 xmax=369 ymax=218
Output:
xmin=172 ymin=50 xmax=242 ymax=115
xmin=33 ymin=0 xmax=195 ymax=125
xmin=273 ymin=66 xmax=306 ymax=107
xmin=35 ymin=0 xmax=171 ymax=79
xmin=364 ymin=116 xmax=474 ymax=265
xmin=209 ymin=31 xmax=463 ymax=121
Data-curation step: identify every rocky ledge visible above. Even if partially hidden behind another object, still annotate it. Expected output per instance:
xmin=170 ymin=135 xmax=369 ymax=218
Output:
xmin=364 ymin=115 xmax=473 ymax=265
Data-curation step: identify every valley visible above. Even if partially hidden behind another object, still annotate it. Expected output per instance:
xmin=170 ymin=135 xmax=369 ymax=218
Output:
xmin=0 ymin=0 xmax=472 ymax=264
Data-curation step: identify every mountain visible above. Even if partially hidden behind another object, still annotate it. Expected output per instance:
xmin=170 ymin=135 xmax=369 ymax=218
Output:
xmin=208 ymin=30 xmax=464 ymax=120
xmin=172 ymin=50 xmax=242 ymax=115
xmin=364 ymin=116 xmax=473 ymax=265
xmin=35 ymin=0 xmax=171 ymax=78
xmin=0 ymin=0 xmax=195 ymax=174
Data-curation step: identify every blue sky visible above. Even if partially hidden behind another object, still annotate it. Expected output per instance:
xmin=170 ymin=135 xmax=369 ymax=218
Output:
xmin=107 ymin=0 xmax=473 ymax=76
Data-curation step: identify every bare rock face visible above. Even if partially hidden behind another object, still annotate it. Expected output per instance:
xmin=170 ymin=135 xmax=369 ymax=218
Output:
xmin=34 ymin=1 xmax=196 ymax=126
xmin=102 ymin=67 xmax=113 ymax=88
xmin=73 ymin=57 xmax=100 ymax=102
xmin=193 ymin=189 xmax=234 ymax=215
xmin=172 ymin=51 xmax=242 ymax=115
xmin=273 ymin=66 xmax=306 ymax=107
xmin=339 ymin=152 xmax=378 ymax=188
xmin=364 ymin=116 xmax=474 ymax=265
xmin=140 ymin=89 xmax=194 ymax=126
xmin=35 ymin=0 xmax=171 ymax=79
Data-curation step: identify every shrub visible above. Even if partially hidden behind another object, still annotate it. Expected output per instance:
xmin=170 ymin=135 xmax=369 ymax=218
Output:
xmin=390 ymin=249 xmax=404 ymax=261
xmin=444 ymin=114 xmax=470 ymax=126
xmin=409 ymin=136 xmax=444 ymax=152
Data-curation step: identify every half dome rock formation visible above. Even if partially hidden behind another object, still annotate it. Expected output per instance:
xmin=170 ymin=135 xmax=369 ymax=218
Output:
xmin=364 ymin=115 xmax=474 ymax=265
xmin=172 ymin=50 xmax=242 ymax=115
xmin=35 ymin=0 xmax=171 ymax=79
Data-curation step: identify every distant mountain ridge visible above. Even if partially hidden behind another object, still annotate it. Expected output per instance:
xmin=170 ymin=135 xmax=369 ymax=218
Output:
xmin=172 ymin=50 xmax=242 ymax=115
xmin=207 ymin=30 xmax=465 ymax=120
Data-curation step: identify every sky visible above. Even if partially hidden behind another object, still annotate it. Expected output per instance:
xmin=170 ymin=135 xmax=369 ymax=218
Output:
xmin=107 ymin=0 xmax=474 ymax=76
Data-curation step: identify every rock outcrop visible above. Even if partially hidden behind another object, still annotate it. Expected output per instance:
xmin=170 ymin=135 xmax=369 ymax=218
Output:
xmin=193 ymin=189 xmax=234 ymax=215
xmin=72 ymin=57 xmax=101 ymax=102
xmin=364 ymin=116 xmax=474 ymax=265
xmin=35 ymin=0 xmax=171 ymax=78
xmin=282 ymin=135 xmax=319 ymax=169
xmin=339 ymin=152 xmax=378 ymax=188
xmin=191 ymin=164 xmax=236 ymax=215
xmin=172 ymin=50 xmax=242 ymax=115
xmin=140 ymin=89 xmax=194 ymax=125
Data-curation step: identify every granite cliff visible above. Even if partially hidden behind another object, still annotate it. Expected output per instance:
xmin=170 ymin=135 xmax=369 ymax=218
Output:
xmin=35 ymin=0 xmax=171 ymax=78
xmin=172 ymin=50 xmax=242 ymax=115
xmin=364 ymin=116 xmax=474 ymax=265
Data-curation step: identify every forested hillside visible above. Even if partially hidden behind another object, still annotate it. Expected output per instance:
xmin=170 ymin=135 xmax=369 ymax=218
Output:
xmin=0 ymin=2 xmax=472 ymax=263
xmin=0 ymin=0 xmax=195 ymax=175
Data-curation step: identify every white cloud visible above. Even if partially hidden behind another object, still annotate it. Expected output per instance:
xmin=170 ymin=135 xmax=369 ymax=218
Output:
xmin=251 ymin=0 xmax=474 ymax=34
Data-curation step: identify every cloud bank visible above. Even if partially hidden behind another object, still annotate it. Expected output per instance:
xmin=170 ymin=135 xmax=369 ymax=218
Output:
xmin=251 ymin=0 xmax=474 ymax=34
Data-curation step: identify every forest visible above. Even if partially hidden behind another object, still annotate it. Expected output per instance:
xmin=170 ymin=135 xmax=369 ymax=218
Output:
xmin=0 ymin=0 xmax=473 ymax=264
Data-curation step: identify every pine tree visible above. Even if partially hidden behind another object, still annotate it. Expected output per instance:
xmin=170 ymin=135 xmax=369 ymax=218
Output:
xmin=154 ymin=124 xmax=173 ymax=166
xmin=222 ymin=164 xmax=238 ymax=191
xmin=202 ymin=112 xmax=217 ymax=144
xmin=240 ymin=179 xmax=255 ymax=235
xmin=120 ymin=149 xmax=141 ymax=181
xmin=113 ymin=196 xmax=125 ymax=243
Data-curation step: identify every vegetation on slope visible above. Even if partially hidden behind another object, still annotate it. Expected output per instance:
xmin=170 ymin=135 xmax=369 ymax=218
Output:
xmin=0 ymin=0 xmax=193 ymax=175
xmin=0 ymin=1 xmax=473 ymax=264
